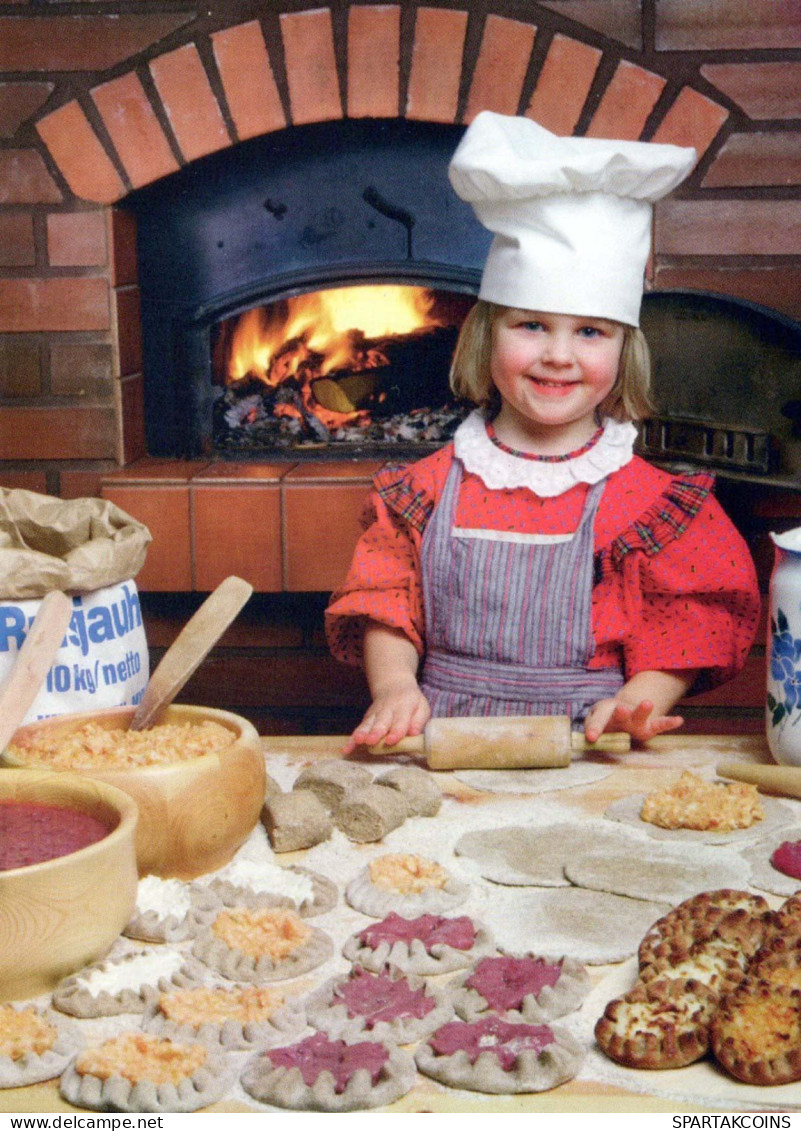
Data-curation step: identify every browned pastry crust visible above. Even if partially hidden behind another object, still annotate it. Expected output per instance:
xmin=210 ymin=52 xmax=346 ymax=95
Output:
xmin=746 ymin=944 xmax=801 ymax=993
xmin=710 ymin=978 xmax=801 ymax=1086
xmin=640 ymin=936 xmax=749 ymax=999
xmin=594 ymin=978 xmax=717 ymax=1070
xmin=638 ymin=890 xmax=768 ymax=969
xmin=759 ymin=893 xmax=801 ymax=950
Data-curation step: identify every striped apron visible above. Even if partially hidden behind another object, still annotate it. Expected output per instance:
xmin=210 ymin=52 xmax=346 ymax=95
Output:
xmin=419 ymin=458 xmax=624 ymax=720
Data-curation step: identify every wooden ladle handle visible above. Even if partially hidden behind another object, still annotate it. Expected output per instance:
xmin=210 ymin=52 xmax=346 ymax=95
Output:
xmin=129 ymin=576 xmax=253 ymax=731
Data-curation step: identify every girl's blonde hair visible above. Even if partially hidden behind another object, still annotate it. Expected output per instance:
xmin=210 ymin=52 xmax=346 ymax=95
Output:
xmin=449 ymin=299 xmax=653 ymax=422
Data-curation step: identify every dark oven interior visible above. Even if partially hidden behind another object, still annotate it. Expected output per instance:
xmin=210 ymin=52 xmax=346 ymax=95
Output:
xmin=125 ymin=119 xmax=801 ymax=480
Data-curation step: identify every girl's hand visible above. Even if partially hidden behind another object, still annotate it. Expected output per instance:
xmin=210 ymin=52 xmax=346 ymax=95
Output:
xmin=343 ymin=679 xmax=431 ymax=755
xmin=584 ymin=697 xmax=684 ymax=746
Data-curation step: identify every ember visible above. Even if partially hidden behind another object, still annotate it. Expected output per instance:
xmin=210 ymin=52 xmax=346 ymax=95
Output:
xmin=211 ymin=285 xmax=473 ymax=455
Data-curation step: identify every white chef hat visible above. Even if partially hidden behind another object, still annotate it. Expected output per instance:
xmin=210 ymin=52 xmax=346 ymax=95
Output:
xmin=448 ymin=112 xmax=697 ymax=327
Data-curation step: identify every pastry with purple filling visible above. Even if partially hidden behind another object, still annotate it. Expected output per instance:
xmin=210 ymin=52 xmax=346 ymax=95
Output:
xmin=304 ymin=965 xmax=453 ymax=1042
xmin=343 ymin=912 xmax=494 ymax=975
xmin=415 ymin=1016 xmax=584 ymax=1093
xmin=240 ymin=1031 xmax=416 ymax=1111
xmin=449 ymin=951 xmax=591 ymax=1023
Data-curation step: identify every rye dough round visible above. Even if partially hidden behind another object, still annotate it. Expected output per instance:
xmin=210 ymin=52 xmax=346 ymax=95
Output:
xmin=605 ymin=792 xmax=794 ymax=845
xmin=484 ymin=887 xmax=672 ymax=965
xmin=742 ymin=824 xmax=801 ymax=897
xmin=454 ymin=821 xmax=643 ymax=887
xmin=563 ymin=841 xmax=747 ymax=905
xmin=452 ymin=761 xmax=614 ymax=795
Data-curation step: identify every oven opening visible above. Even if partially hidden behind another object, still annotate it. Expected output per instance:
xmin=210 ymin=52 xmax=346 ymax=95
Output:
xmin=210 ymin=283 xmax=475 ymax=457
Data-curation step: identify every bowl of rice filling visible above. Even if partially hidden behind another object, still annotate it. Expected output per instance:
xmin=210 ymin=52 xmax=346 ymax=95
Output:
xmin=1 ymin=704 xmax=266 ymax=880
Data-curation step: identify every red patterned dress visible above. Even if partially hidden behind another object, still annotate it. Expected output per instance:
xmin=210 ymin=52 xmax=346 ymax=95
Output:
xmin=326 ymin=413 xmax=760 ymax=714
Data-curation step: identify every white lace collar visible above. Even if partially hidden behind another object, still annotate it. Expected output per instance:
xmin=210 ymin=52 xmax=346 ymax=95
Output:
xmin=453 ymin=409 xmax=637 ymax=498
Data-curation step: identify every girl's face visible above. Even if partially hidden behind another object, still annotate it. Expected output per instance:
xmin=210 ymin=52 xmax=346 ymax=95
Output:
xmin=490 ymin=308 xmax=625 ymax=449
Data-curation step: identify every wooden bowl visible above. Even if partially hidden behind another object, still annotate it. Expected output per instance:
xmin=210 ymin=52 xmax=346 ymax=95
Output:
xmin=2 ymin=704 xmax=267 ymax=880
xmin=0 ymin=768 xmax=139 ymax=1002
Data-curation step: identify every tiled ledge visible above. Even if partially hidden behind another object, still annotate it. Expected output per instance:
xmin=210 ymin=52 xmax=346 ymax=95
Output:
xmin=100 ymin=457 xmax=384 ymax=593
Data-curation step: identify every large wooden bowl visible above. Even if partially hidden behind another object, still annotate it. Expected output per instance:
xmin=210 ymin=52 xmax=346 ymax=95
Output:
xmin=0 ymin=769 xmax=139 ymax=1002
xmin=2 ymin=704 xmax=266 ymax=880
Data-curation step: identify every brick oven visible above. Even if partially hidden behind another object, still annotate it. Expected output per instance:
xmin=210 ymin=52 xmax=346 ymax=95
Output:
xmin=1 ymin=1 xmax=801 ymax=733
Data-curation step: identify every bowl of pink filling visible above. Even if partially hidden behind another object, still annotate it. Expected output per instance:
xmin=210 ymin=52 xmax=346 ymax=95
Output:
xmin=0 ymin=768 xmax=138 ymax=1001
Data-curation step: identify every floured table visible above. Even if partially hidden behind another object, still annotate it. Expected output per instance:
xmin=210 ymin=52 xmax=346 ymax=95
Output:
xmin=3 ymin=732 xmax=799 ymax=1115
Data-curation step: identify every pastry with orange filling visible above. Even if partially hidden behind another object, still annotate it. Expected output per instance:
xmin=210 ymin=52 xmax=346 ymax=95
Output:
xmin=710 ymin=978 xmax=801 ymax=1085
xmin=192 ymin=905 xmax=333 ymax=983
xmin=145 ymin=984 xmax=306 ymax=1050
xmin=640 ymin=772 xmax=763 ymax=832
xmin=346 ymin=853 xmax=469 ymax=918
xmin=0 ymin=1005 xmax=79 ymax=1088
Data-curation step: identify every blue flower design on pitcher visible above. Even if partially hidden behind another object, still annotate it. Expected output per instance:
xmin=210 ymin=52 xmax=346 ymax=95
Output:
xmin=768 ymin=607 xmax=801 ymax=726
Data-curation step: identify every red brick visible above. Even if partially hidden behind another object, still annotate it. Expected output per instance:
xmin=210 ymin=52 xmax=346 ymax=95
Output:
xmin=193 ymin=483 xmax=283 ymax=592
xmin=149 ymin=44 xmax=231 ymax=163
xmin=525 ymin=34 xmax=602 ymax=135
xmin=347 ymin=5 xmax=401 ymax=119
xmin=703 ymin=132 xmax=801 ymax=188
xmin=92 ymin=71 xmax=179 ymax=189
xmin=37 ymin=102 xmax=126 ymax=204
xmin=284 ymin=481 xmax=375 ymax=591
xmin=406 ymin=7 xmax=468 ymax=124
xmin=656 ymin=0 xmax=801 ymax=50
xmin=280 ymin=9 xmax=343 ymax=125
xmin=0 ymin=337 xmax=41 ymax=397
xmin=464 ymin=15 xmax=538 ymax=122
xmin=652 ymin=266 xmax=801 ymax=324
xmin=0 ymin=14 xmax=194 ymax=71
xmin=656 ymin=200 xmax=801 ymax=257
xmin=102 ymin=459 xmax=200 ymax=484
xmin=100 ymin=483 xmax=192 ymax=592
xmin=110 ymin=208 xmax=138 ymax=288
xmin=120 ymin=373 xmax=146 ymax=466
xmin=537 ymin=0 xmax=642 ymax=50
xmin=0 ymin=150 xmax=61 ymax=205
xmin=0 ymin=212 xmax=34 ymax=266
xmin=0 ymin=406 xmax=117 ymax=460
xmin=651 ymin=87 xmax=729 ymax=159
xmin=0 ymin=278 xmax=110 ymax=333
xmin=701 ymin=63 xmax=801 ymax=121
xmin=114 ymin=286 xmax=142 ymax=377
xmin=185 ymin=652 xmax=368 ymax=708
xmin=46 ymin=210 xmax=107 ymax=267
xmin=50 ymin=343 xmax=113 ymax=397
xmin=212 ymin=21 xmax=285 ymax=140
xmin=586 ymin=61 xmax=666 ymax=140
xmin=59 ymin=469 xmax=106 ymax=500
xmin=0 ymin=470 xmax=48 ymax=495
xmin=0 ymin=82 xmax=53 ymax=139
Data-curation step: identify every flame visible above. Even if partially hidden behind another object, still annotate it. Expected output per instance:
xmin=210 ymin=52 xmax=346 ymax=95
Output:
xmin=225 ymin=285 xmax=442 ymax=385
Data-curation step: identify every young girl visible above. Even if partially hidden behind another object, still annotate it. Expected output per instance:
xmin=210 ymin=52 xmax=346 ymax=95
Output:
xmin=326 ymin=112 xmax=760 ymax=753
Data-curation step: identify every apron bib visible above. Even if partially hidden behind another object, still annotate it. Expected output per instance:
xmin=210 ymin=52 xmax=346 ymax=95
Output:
xmin=419 ymin=458 xmax=624 ymax=720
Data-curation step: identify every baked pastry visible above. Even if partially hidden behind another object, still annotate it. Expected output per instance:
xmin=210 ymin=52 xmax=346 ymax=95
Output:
xmin=192 ymin=905 xmax=333 ymax=983
xmin=710 ymin=977 xmax=801 ymax=1085
xmin=595 ymin=978 xmax=717 ymax=1069
xmin=415 ymin=1016 xmax=584 ymax=1093
xmin=376 ymin=765 xmax=442 ymax=817
xmin=304 ymin=965 xmax=453 ymax=1043
xmin=638 ymin=889 xmax=769 ymax=969
xmin=639 ymin=936 xmax=749 ymax=999
xmin=59 ymin=1032 xmax=229 ymax=1113
xmin=333 ymin=784 xmax=409 ymax=842
xmin=208 ymin=861 xmax=337 ymax=918
xmin=53 ymin=949 xmax=200 ymax=1018
xmin=345 ymin=853 xmax=469 ymax=917
xmin=124 ymin=876 xmax=221 ymax=944
xmin=240 ymin=1031 xmax=416 ymax=1111
xmin=143 ymin=983 xmax=307 ymax=1051
xmin=449 ymin=951 xmax=590 ymax=1023
xmin=0 ymin=1005 xmax=81 ymax=1088
xmin=292 ymin=761 xmax=373 ymax=811
xmin=343 ymin=912 xmax=494 ymax=975
xmin=262 ymin=791 xmax=332 ymax=853
xmin=747 ymin=946 xmax=801 ymax=993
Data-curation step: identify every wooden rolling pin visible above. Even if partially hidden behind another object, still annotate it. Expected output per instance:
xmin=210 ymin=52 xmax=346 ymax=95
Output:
xmin=368 ymin=714 xmax=630 ymax=770
xmin=717 ymin=760 xmax=801 ymax=801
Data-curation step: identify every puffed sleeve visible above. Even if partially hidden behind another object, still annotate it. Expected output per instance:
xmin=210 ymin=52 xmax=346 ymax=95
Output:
xmin=597 ymin=474 xmax=761 ymax=692
xmin=325 ymin=467 xmax=433 ymax=667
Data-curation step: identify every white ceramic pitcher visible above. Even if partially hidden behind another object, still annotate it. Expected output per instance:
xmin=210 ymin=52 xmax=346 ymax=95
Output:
xmin=767 ymin=525 xmax=801 ymax=764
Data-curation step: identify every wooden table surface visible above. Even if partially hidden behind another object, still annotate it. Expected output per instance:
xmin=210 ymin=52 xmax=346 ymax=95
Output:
xmin=3 ymin=730 xmax=795 ymax=1115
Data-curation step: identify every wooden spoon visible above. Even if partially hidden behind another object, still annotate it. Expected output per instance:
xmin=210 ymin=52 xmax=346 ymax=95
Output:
xmin=129 ymin=575 xmax=253 ymax=731
xmin=0 ymin=589 xmax=74 ymax=752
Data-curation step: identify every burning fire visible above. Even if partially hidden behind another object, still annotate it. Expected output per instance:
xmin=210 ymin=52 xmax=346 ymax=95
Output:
xmin=217 ymin=285 xmax=445 ymax=427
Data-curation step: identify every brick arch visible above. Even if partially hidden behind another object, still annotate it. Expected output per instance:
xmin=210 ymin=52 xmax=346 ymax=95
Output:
xmin=34 ymin=5 xmax=730 ymax=205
